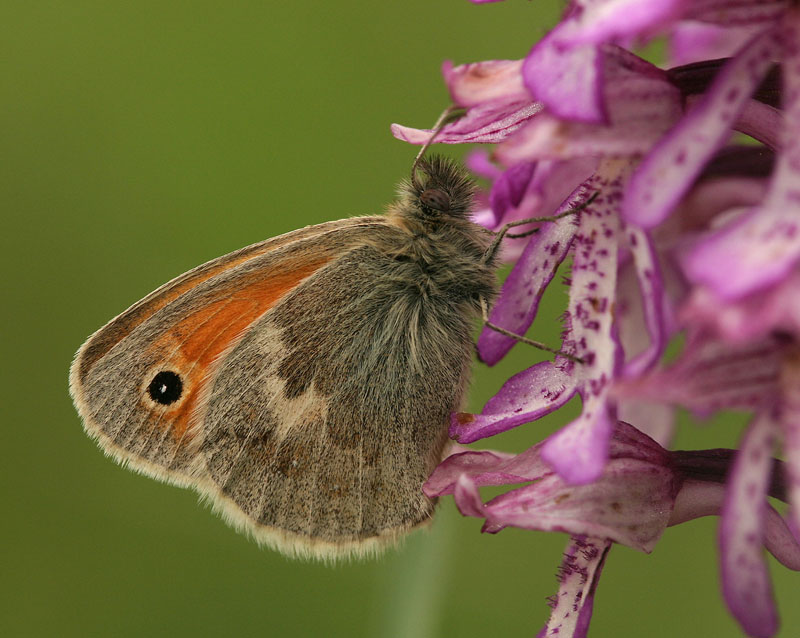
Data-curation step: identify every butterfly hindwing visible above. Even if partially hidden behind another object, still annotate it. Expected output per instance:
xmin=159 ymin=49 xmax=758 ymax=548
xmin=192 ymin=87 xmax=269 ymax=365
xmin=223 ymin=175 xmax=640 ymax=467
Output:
xmin=198 ymin=239 xmax=474 ymax=555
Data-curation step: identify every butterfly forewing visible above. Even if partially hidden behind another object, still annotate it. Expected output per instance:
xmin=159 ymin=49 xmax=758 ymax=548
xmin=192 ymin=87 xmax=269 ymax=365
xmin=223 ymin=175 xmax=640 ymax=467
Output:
xmin=70 ymin=218 xmax=384 ymax=486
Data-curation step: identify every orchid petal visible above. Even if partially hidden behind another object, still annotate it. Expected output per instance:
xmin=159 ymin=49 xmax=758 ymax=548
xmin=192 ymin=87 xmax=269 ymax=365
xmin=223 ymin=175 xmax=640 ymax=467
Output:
xmin=499 ymin=157 xmax=598 ymax=228
xmin=523 ymin=34 xmax=606 ymax=123
xmin=433 ymin=420 xmax=672 ymax=497
xmin=542 ymin=165 xmax=625 ymax=483
xmin=781 ymin=356 xmax=800 ymax=542
xmin=618 ymin=400 xmax=675 ymax=447
xmin=763 ymin=504 xmax=800 ymax=571
xmin=543 ymin=537 xmax=611 ymax=638
xmin=735 ymin=99 xmax=782 ymax=150
xmin=671 ymin=476 xmax=800 ymax=572
xmin=443 ymin=59 xmax=528 ymax=107
xmin=496 ymin=111 xmax=668 ymax=163
xmin=622 ymin=226 xmax=667 ymax=377
xmin=689 ymin=1 xmax=789 ymax=27
xmin=542 ymin=399 xmax=616 ymax=485
xmin=670 ymin=479 xmax=726 ymax=526
xmin=720 ymin=412 xmax=779 ymax=638
xmin=500 ymin=49 xmax=679 ymax=163
xmin=487 ymin=161 xmax=536 ymax=223
xmin=484 ymin=158 xmax=597 ymax=262
xmin=423 ymin=448 xmax=531 ymax=498
xmin=452 ymin=474 xmax=488 ymax=518
xmin=669 ymin=21 xmax=765 ymax=66
xmin=682 ymin=14 xmax=800 ymax=299
xmin=625 ymin=29 xmax=779 ymax=228
xmin=391 ymin=100 xmax=541 ymax=145
xmin=670 ymin=175 xmax=769 ymax=242
xmin=681 ymin=206 xmax=800 ymax=301
xmin=477 ymin=214 xmax=578 ymax=366
xmin=464 ymin=149 xmax=503 ymax=181
xmin=450 ymin=361 xmax=579 ymax=443
xmin=481 ymin=457 xmax=676 ymax=550
xmin=551 ymin=0 xmax=684 ymax=47
xmin=680 ymin=271 xmax=800 ymax=343
xmin=615 ymin=259 xmax=676 ymax=444
xmin=613 ymin=333 xmax=782 ymax=415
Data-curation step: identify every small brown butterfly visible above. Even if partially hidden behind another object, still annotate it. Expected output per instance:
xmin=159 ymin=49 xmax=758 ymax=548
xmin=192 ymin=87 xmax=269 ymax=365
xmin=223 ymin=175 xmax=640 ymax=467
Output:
xmin=70 ymin=154 xmax=504 ymax=559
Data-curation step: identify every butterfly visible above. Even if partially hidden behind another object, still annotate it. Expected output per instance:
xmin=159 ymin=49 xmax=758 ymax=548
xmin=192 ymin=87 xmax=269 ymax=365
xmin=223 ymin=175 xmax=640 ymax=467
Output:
xmin=70 ymin=154 xmax=505 ymax=559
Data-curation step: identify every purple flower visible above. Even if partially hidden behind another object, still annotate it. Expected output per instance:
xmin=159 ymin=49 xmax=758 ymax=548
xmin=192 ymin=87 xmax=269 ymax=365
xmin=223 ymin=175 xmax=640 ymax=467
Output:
xmin=426 ymin=422 xmax=800 ymax=638
xmin=393 ymin=1 xmax=800 ymax=636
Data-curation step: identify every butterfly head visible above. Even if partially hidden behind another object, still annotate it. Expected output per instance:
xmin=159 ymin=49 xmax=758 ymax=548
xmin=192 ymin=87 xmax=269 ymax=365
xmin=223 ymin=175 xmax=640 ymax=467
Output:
xmin=401 ymin=155 xmax=476 ymax=222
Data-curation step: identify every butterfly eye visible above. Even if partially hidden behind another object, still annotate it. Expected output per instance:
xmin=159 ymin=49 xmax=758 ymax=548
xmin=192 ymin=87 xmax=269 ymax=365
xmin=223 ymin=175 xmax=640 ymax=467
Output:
xmin=419 ymin=188 xmax=450 ymax=213
xmin=147 ymin=370 xmax=183 ymax=405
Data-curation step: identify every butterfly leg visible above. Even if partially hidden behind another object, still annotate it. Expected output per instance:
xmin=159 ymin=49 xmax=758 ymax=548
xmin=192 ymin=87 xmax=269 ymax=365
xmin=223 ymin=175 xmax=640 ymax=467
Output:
xmin=479 ymin=294 xmax=583 ymax=364
xmin=481 ymin=191 xmax=598 ymax=265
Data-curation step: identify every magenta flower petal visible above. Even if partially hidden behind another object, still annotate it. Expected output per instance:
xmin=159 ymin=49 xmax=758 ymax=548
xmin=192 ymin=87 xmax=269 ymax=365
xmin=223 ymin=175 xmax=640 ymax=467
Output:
xmin=432 ymin=420 xmax=672 ymax=497
xmin=735 ymin=100 xmax=782 ymax=150
xmin=682 ymin=205 xmax=800 ymax=301
xmin=447 ymin=422 xmax=679 ymax=550
xmin=763 ymin=504 xmax=800 ymax=571
xmin=668 ymin=21 xmax=764 ymax=66
xmin=624 ymin=29 xmax=780 ymax=228
xmin=543 ymin=538 xmax=611 ymax=638
xmin=720 ymin=412 xmax=779 ymax=638
xmin=480 ymin=456 xmax=676 ymax=549
xmin=464 ymin=149 xmax=502 ymax=181
xmin=500 ymin=48 xmax=680 ymax=163
xmin=781 ymin=358 xmax=800 ymax=543
xmin=542 ymin=401 xmax=616 ymax=485
xmin=615 ymin=259 xmax=677 ymax=446
xmin=443 ymin=58 xmax=528 ymax=107
xmin=497 ymin=111 xmax=665 ymax=163
xmin=487 ymin=161 xmax=537 ymax=223
xmin=618 ymin=400 xmax=675 ymax=447
xmin=450 ymin=361 xmax=579 ymax=443
xmin=494 ymin=158 xmax=598 ymax=227
xmin=672 ymin=174 xmax=769 ymax=239
xmin=682 ymin=14 xmax=800 ymax=299
xmin=680 ymin=271 xmax=800 ymax=343
xmin=523 ymin=34 xmax=606 ymax=123
xmin=452 ymin=474 xmax=488 ymax=519
xmin=669 ymin=477 xmax=800 ymax=573
xmin=613 ymin=333 xmax=782 ymax=415
xmin=690 ymin=2 xmax=789 ymax=26
xmin=551 ymin=0 xmax=684 ymax=47
xmin=542 ymin=166 xmax=625 ymax=484
xmin=477 ymin=214 xmax=578 ymax=366
xmin=423 ymin=447 xmax=533 ymax=498
xmin=621 ymin=226 xmax=667 ymax=377
xmin=391 ymin=100 xmax=541 ymax=145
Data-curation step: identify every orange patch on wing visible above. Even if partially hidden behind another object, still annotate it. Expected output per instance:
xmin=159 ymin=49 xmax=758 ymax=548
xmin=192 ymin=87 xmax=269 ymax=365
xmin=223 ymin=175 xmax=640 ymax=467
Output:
xmin=78 ymin=232 xmax=330 ymax=378
xmin=151 ymin=258 xmax=331 ymax=441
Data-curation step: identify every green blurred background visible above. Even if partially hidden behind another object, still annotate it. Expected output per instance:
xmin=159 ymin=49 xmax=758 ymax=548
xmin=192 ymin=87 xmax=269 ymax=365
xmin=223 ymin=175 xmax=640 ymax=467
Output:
xmin=2 ymin=1 xmax=796 ymax=636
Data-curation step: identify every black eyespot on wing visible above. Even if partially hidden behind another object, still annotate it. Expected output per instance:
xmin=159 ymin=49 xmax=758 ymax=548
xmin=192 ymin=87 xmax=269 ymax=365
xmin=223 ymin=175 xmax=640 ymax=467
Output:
xmin=148 ymin=371 xmax=183 ymax=405
xmin=420 ymin=188 xmax=451 ymax=213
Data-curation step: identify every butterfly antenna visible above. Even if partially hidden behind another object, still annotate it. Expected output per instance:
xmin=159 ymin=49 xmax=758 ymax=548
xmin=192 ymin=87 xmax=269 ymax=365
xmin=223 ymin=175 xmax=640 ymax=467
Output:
xmin=410 ymin=105 xmax=466 ymax=191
